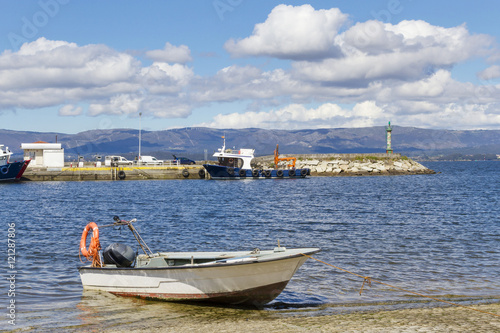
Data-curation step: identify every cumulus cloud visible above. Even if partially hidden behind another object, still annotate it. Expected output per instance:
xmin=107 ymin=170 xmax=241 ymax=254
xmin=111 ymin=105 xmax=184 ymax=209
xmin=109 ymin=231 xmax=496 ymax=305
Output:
xmin=59 ymin=104 xmax=83 ymax=116
xmin=294 ymin=20 xmax=494 ymax=85
xmin=400 ymin=103 xmax=500 ymax=130
xmin=197 ymin=98 xmax=500 ymax=130
xmin=140 ymin=62 xmax=194 ymax=93
xmin=395 ymin=70 xmax=451 ymax=98
xmin=195 ymin=101 xmax=388 ymax=129
xmin=145 ymin=42 xmax=192 ymax=63
xmin=0 ymin=38 xmax=138 ymax=90
xmin=191 ymin=65 xmax=294 ymax=104
xmin=0 ymin=37 xmax=194 ymax=119
xmin=224 ymin=4 xmax=347 ymax=60
xmin=343 ymin=20 xmax=404 ymax=54
xmin=477 ymin=65 xmax=500 ymax=80
xmin=1 ymin=5 xmax=500 ymax=131
xmin=88 ymin=94 xmax=143 ymax=116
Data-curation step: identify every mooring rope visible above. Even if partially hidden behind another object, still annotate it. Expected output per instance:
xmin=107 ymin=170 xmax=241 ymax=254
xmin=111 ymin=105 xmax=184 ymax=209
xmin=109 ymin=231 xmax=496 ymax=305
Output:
xmin=301 ymin=253 xmax=500 ymax=318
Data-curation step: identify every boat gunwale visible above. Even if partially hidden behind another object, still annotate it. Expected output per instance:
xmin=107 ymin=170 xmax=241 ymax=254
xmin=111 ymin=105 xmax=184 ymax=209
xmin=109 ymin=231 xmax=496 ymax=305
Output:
xmin=78 ymin=248 xmax=320 ymax=272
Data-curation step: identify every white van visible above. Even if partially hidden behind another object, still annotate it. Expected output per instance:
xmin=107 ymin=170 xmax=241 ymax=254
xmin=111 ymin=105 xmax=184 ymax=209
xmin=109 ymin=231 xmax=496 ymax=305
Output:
xmin=138 ymin=155 xmax=164 ymax=165
xmin=105 ymin=156 xmax=133 ymax=167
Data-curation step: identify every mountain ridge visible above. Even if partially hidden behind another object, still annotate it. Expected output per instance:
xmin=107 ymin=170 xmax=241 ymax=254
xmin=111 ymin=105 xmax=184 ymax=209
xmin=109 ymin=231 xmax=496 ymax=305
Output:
xmin=1 ymin=126 xmax=498 ymax=160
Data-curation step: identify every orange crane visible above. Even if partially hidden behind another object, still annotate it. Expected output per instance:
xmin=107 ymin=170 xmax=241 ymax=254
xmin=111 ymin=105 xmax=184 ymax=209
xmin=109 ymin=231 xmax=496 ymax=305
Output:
xmin=274 ymin=144 xmax=296 ymax=169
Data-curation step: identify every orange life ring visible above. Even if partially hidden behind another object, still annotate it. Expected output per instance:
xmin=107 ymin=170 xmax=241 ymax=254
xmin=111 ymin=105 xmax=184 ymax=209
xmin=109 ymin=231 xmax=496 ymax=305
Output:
xmin=80 ymin=222 xmax=101 ymax=259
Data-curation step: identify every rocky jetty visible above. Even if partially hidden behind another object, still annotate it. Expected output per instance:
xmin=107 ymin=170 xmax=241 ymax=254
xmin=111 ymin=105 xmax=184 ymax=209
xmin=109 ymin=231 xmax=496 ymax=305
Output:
xmin=255 ymin=153 xmax=435 ymax=176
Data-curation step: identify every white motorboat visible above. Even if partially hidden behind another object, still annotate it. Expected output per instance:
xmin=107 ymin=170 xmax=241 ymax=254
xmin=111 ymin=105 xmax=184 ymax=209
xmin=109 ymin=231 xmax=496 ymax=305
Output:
xmin=202 ymin=137 xmax=310 ymax=180
xmin=78 ymin=217 xmax=319 ymax=306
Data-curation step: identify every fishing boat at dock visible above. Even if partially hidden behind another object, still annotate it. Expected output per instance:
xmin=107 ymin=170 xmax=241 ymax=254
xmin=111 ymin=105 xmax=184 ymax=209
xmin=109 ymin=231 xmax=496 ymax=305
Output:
xmin=0 ymin=145 xmax=30 ymax=181
xmin=202 ymin=137 xmax=310 ymax=180
xmin=78 ymin=216 xmax=320 ymax=306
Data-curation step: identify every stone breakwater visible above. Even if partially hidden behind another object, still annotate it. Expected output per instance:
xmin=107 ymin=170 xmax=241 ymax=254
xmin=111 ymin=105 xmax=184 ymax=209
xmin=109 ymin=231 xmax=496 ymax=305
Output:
xmin=255 ymin=153 xmax=435 ymax=176
xmin=22 ymin=154 xmax=434 ymax=181
xmin=298 ymin=157 xmax=433 ymax=176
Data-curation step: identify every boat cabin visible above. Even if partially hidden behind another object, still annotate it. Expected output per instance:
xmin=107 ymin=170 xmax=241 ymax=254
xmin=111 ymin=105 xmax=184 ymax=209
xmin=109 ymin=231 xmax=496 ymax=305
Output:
xmin=213 ymin=147 xmax=255 ymax=169
xmin=0 ymin=145 xmax=13 ymax=166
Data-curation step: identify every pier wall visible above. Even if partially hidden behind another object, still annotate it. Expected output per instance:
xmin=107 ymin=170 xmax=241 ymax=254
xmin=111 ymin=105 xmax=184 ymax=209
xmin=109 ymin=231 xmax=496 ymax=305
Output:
xmin=23 ymin=165 xmax=205 ymax=181
xmin=22 ymin=153 xmax=434 ymax=181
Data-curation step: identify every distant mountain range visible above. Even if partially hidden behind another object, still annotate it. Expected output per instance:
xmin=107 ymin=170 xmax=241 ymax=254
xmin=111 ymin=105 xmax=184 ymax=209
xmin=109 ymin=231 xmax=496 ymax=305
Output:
xmin=1 ymin=126 xmax=499 ymax=161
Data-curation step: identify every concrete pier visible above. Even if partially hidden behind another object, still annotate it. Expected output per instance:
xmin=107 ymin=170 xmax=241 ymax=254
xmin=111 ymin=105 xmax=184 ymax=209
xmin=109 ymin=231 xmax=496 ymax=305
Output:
xmin=22 ymin=154 xmax=435 ymax=181
xmin=23 ymin=165 xmax=205 ymax=181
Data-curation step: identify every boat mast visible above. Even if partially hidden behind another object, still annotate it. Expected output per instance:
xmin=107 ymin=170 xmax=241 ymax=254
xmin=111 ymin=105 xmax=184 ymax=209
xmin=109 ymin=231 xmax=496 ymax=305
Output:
xmin=138 ymin=112 xmax=142 ymax=162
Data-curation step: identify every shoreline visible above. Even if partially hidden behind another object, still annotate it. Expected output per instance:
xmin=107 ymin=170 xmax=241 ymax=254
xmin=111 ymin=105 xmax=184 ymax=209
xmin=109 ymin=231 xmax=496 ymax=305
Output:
xmin=84 ymin=301 xmax=500 ymax=332
xmin=101 ymin=303 xmax=500 ymax=333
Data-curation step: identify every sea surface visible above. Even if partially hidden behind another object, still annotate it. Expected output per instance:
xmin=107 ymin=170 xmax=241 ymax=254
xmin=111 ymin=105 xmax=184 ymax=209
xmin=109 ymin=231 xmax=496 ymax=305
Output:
xmin=1 ymin=161 xmax=499 ymax=331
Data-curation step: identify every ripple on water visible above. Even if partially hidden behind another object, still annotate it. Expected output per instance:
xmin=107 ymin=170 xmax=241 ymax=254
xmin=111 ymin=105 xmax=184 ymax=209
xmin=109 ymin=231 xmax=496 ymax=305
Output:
xmin=1 ymin=162 xmax=499 ymax=330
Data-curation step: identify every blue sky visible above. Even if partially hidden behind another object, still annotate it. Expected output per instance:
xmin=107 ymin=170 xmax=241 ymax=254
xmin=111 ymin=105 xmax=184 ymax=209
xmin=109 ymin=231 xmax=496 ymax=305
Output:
xmin=1 ymin=0 xmax=500 ymax=134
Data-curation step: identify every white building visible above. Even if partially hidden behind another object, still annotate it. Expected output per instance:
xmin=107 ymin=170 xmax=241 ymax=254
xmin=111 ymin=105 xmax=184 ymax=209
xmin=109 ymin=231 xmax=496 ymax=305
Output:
xmin=21 ymin=141 xmax=64 ymax=168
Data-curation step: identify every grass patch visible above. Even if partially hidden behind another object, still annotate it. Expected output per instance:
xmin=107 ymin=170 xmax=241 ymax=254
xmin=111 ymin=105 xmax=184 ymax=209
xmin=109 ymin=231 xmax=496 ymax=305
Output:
xmin=354 ymin=155 xmax=384 ymax=161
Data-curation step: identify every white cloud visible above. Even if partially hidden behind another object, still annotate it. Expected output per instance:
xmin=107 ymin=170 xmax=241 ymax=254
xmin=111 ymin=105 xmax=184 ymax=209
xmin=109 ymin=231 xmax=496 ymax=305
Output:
xmin=0 ymin=38 xmax=138 ymax=90
xmin=196 ymin=99 xmax=500 ymax=130
xmin=191 ymin=65 xmax=291 ymax=103
xmin=477 ymin=65 xmax=500 ymax=80
xmin=0 ymin=37 xmax=194 ymax=119
xmin=343 ymin=20 xmax=404 ymax=54
xmin=293 ymin=20 xmax=494 ymax=85
xmin=400 ymin=103 xmax=500 ymax=129
xmin=88 ymin=94 xmax=143 ymax=116
xmin=1 ymin=5 xmax=500 ymax=131
xmin=145 ymin=42 xmax=192 ymax=63
xmin=195 ymin=101 xmax=389 ymax=129
xmin=17 ymin=37 xmax=76 ymax=55
xmin=0 ymin=38 xmax=139 ymax=95
xmin=140 ymin=62 xmax=194 ymax=93
xmin=59 ymin=104 xmax=83 ymax=116
xmin=395 ymin=70 xmax=451 ymax=98
xmin=224 ymin=4 xmax=347 ymax=60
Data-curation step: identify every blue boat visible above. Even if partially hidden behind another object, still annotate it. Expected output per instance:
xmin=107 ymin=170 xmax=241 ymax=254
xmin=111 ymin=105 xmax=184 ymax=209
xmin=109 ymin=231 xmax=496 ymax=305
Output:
xmin=203 ymin=138 xmax=310 ymax=180
xmin=0 ymin=145 xmax=30 ymax=181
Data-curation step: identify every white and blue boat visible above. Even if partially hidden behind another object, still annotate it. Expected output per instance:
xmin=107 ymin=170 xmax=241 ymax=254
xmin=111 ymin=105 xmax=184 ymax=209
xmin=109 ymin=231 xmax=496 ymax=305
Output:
xmin=0 ymin=145 xmax=30 ymax=181
xmin=203 ymin=138 xmax=310 ymax=180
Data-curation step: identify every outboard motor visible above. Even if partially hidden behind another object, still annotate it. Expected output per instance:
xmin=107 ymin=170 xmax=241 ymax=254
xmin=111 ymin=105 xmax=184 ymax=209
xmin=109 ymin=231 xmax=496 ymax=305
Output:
xmin=103 ymin=243 xmax=135 ymax=267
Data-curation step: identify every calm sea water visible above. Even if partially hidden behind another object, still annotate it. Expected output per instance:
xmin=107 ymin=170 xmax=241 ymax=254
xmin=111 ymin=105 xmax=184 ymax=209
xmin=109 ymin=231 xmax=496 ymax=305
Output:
xmin=1 ymin=161 xmax=499 ymax=331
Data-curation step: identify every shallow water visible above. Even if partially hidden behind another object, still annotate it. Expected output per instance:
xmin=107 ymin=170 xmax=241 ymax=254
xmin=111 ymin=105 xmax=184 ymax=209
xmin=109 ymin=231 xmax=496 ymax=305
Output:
xmin=1 ymin=161 xmax=499 ymax=331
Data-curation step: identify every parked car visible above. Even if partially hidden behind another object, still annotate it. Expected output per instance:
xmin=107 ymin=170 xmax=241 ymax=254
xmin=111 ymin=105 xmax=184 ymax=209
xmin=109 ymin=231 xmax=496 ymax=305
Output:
xmin=172 ymin=154 xmax=195 ymax=165
xmin=105 ymin=155 xmax=133 ymax=167
xmin=137 ymin=155 xmax=164 ymax=165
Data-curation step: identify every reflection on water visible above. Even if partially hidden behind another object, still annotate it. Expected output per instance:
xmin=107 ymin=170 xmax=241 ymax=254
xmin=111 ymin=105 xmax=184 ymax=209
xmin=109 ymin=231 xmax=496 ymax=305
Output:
xmin=75 ymin=291 xmax=279 ymax=331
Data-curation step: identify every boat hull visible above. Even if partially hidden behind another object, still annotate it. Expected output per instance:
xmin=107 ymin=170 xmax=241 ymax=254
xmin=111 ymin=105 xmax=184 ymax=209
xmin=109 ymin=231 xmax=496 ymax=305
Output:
xmin=79 ymin=249 xmax=318 ymax=306
xmin=0 ymin=160 xmax=30 ymax=181
xmin=203 ymin=164 xmax=310 ymax=180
